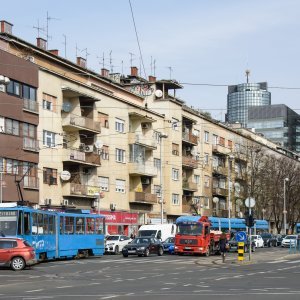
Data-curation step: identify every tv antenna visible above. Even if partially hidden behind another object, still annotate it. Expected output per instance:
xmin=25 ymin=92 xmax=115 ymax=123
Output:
xmin=62 ymin=34 xmax=67 ymax=58
xmin=46 ymin=11 xmax=60 ymax=50
xmin=129 ymin=52 xmax=135 ymax=68
xmin=33 ymin=19 xmax=45 ymax=38
xmin=153 ymin=59 xmax=156 ymax=76
xmin=81 ymin=48 xmax=90 ymax=66
xmin=167 ymin=66 xmax=173 ymax=79
xmin=75 ymin=44 xmax=80 ymax=57
xmin=109 ymin=50 xmax=113 ymax=73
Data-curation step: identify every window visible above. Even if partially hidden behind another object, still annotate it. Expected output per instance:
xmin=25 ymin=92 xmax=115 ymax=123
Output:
xmin=43 ymin=130 xmax=56 ymax=147
xmin=153 ymin=131 xmax=161 ymax=144
xmin=42 ymin=93 xmax=56 ymax=112
xmin=6 ymin=80 xmax=20 ymax=97
xmin=219 ymin=137 xmax=225 ymax=146
xmin=4 ymin=118 xmax=19 ymax=135
xmin=99 ymin=176 xmax=109 ymax=191
xmin=154 ymin=185 xmax=161 ymax=197
xmin=116 ymin=179 xmax=125 ymax=193
xmin=154 ymin=158 xmax=161 ymax=170
xmin=23 ymin=123 xmax=36 ymax=138
xmin=23 ymin=84 xmax=36 ymax=101
xmin=204 ymin=131 xmax=209 ymax=143
xmin=204 ymin=153 xmax=209 ymax=165
xmin=194 ymin=175 xmax=200 ymax=184
xmin=172 ymin=118 xmax=179 ymax=131
xmin=98 ymin=112 xmax=109 ymax=128
xmin=115 ymin=148 xmax=125 ymax=163
xmin=115 ymin=118 xmax=125 ymax=133
xmin=203 ymin=197 xmax=210 ymax=209
xmin=172 ymin=168 xmax=179 ymax=181
xmin=213 ymin=134 xmax=218 ymax=145
xmin=228 ymin=140 xmax=233 ymax=149
xmin=204 ymin=176 xmax=210 ymax=188
xmin=172 ymin=193 xmax=180 ymax=205
xmin=101 ymin=145 xmax=109 ymax=160
xmin=43 ymin=168 xmax=57 ymax=185
xmin=172 ymin=143 xmax=179 ymax=155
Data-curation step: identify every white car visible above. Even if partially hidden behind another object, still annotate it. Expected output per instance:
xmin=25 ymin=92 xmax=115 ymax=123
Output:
xmin=251 ymin=235 xmax=264 ymax=248
xmin=281 ymin=235 xmax=298 ymax=248
xmin=105 ymin=235 xmax=132 ymax=254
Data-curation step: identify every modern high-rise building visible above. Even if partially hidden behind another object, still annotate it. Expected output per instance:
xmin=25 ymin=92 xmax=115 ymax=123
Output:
xmin=226 ymin=74 xmax=271 ymax=127
xmin=248 ymin=104 xmax=300 ymax=153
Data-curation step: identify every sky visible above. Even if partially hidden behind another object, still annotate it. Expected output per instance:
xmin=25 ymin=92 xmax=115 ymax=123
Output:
xmin=2 ymin=0 xmax=300 ymax=120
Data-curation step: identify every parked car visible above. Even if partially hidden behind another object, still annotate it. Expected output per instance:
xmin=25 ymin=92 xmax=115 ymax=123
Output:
xmin=275 ymin=234 xmax=286 ymax=246
xmin=228 ymin=235 xmax=256 ymax=253
xmin=105 ymin=235 xmax=132 ymax=254
xmin=122 ymin=237 xmax=164 ymax=257
xmin=0 ymin=237 xmax=37 ymax=271
xmin=251 ymin=235 xmax=264 ymax=248
xmin=281 ymin=235 xmax=298 ymax=248
xmin=260 ymin=233 xmax=277 ymax=247
xmin=162 ymin=237 xmax=175 ymax=253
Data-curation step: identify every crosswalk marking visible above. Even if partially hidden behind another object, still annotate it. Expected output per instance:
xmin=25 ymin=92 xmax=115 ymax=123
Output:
xmin=266 ymin=259 xmax=289 ymax=264
xmin=286 ymin=260 xmax=300 ymax=264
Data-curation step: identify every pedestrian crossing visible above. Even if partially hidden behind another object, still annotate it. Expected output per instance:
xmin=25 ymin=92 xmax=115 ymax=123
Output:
xmin=266 ymin=259 xmax=300 ymax=264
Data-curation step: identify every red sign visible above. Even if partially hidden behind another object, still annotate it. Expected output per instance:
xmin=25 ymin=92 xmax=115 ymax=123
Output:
xmin=100 ymin=211 xmax=138 ymax=224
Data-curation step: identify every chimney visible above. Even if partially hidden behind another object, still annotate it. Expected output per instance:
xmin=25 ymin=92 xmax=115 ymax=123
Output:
xmin=148 ymin=75 xmax=156 ymax=83
xmin=49 ymin=49 xmax=59 ymax=56
xmin=131 ymin=66 xmax=138 ymax=77
xmin=77 ymin=57 xmax=86 ymax=68
xmin=101 ymin=68 xmax=109 ymax=77
xmin=37 ymin=37 xmax=47 ymax=50
xmin=0 ymin=20 xmax=13 ymax=34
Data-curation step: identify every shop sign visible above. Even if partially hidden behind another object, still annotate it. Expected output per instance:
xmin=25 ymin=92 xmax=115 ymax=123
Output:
xmin=101 ymin=211 xmax=138 ymax=224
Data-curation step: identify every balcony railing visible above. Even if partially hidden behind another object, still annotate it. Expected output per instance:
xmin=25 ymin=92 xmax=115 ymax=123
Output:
xmin=23 ymin=99 xmax=39 ymax=113
xmin=70 ymin=183 xmax=100 ymax=196
xmin=182 ymin=132 xmax=198 ymax=145
xmin=212 ymin=165 xmax=227 ymax=175
xmin=63 ymin=149 xmax=101 ymax=166
xmin=23 ymin=137 xmax=39 ymax=152
xmin=128 ymin=132 xmax=157 ymax=149
xmin=129 ymin=191 xmax=157 ymax=204
xmin=212 ymin=144 xmax=230 ymax=155
xmin=128 ymin=162 xmax=158 ymax=176
xmin=23 ymin=176 xmax=39 ymax=189
xmin=182 ymin=181 xmax=198 ymax=191
xmin=62 ymin=113 xmax=101 ymax=132
xmin=182 ymin=155 xmax=198 ymax=168
xmin=212 ymin=187 xmax=228 ymax=197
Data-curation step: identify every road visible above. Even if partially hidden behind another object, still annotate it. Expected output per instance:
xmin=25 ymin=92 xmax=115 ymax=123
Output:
xmin=0 ymin=247 xmax=299 ymax=299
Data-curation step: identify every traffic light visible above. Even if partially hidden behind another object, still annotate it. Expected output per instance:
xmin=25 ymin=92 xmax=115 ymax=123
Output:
xmin=246 ymin=214 xmax=255 ymax=227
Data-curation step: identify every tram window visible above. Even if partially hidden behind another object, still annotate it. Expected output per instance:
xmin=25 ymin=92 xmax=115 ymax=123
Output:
xmin=32 ymin=212 xmax=38 ymax=235
xmin=86 ymin=218 xmax=95 ymax=234
xmin=95 ymin=217 xmax=104 ymax=234
xmin=24 ymin=212 xmax=30 ymax=235
xmin=76 ymin=217 xmax=85 ymax=234
xmin=18 ymin=211 xmax=22 ymax=235
xmin=49 ymin=215 xmax=55 ymax=234
xmin=37 ymin=213 xmax=44 ymax=234
xmin=65 ymin=216 xmax=74 ymax=234
xmin=43 ymin=215 xmax=49 ymax=234
xmin=60 ymin=216 xmax=64 ymax=234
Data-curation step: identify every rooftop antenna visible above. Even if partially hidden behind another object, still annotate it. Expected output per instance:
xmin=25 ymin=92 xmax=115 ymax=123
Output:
xmin=62 ymin=34 xmax=67 ymax=58
xmin=139 ymin=56 xmax=142 ymax=77
xmin=167 ymin=66 xmax=173 ymax=79
xmin=75 ymin=44 xmax=80 ymax=57
xmin=46 ymin=11 xmax=59 ymax=50
xmin=150 ymin=56 xmax=153 ymax=75
xmin=245 ymin=69 xmax=251 ymax=83
xmin=81 ymin=48 xmax=90 ymax=67
xmin=109 ymin=50 xmax=113 ymax=73
xmin=153 ymin=59 xmax=156 ymax=76
xmin=121 ymin=60 xmax=124 ymax=74
xmin=33 ymin=19 xmax=45 ymax=38
xmin=129 ymin=52 xmax=135 ymax=68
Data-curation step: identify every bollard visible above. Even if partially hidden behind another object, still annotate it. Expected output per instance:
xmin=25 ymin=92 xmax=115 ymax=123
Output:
xmin=238 ymin=242 xmax=244 ymax=261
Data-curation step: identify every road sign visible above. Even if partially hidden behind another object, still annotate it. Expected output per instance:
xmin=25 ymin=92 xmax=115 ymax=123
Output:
xmin=245 ymin=197 xmax=256 ymax=208
xmin=236 ymin=231 xmax=247 ymax=242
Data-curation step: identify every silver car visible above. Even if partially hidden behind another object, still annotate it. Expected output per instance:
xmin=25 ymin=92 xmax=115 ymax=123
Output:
xmin=281 ymin=235 xmax=298 ymax=247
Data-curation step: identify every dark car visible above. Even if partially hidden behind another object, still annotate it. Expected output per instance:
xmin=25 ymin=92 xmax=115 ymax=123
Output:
xmin=0 ymin=238 xmax=37 ymax=271
xmin=275 ymin=234 xmax=286 ymax=246
xmin=122 ymin=237 xmax=164 ymax=257
xmin=162 ymin=237 xmax=175 ymax=253
xmin=228 ymin=235 xmax=256 ymax=253
xmin=260 ymin=233 xmax=277 ymax=247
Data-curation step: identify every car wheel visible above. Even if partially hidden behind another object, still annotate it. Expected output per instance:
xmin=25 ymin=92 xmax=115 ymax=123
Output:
xmin=158 ymin=247 xmax=163 ymax=256
xmin=123 ymin=253 xmax=128 ymax=257
xmin=11 ymin=257 xmax=25 ymax=271
xmin=114 ymin=246 xmax=119 ymax=255
xmin=205 ymin=247 xmax=210 ymax=257
xmin=144 ymin=248 xmax=150 ymax=257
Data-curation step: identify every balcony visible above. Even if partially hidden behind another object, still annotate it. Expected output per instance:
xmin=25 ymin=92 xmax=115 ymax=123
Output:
xmin=129 ymin=191 xmax=157 ymax=204
xmin=23 ymin=99 xmax=39 ymax=114
xmin=212 ymin=187 xmax=228 ymax=197
xmin=182 ymin=155 xmax=198 ymax=169
xmin=212 ymin=144 xmax=230 ymax=155
xmin=128 ymin=132 xmax=157 ymax=150
xmin=63 ymin=183 xmax=100 ymax=197
xmin=182 ymin=132 xmax=198 ymax=145
xmin=182 ymin=180 xmax=198 ymax=191
xmin=62 ymin=113 xmax=101 ymax=133
xmin=62 ymin=149 xmax=101 ymax=166
xmin=23 ymin=137 xmax=39 ymax=152
xmin=23 ymin=176 xmax=39 ymax=189
xmin=128 ymin=162 xmax=158 ymax=177
xmin=212 ymin=165 xmax=227 ymax=176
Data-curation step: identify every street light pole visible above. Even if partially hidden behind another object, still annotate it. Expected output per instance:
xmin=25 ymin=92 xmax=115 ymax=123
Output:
xmin=283 ymin=177 xmax=289 ymax=234
xmin=159 ymin=133 xmax=168 ymax=224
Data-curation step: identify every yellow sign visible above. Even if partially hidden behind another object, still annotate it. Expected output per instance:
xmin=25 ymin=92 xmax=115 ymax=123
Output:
xmin=238 ymin=242 xmax=244 ymax=261
xmin=87 ymin=186 xmax=100 ymax=196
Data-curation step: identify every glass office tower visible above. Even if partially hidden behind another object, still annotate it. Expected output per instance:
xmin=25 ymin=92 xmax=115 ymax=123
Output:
xmin=226 ymin=82 xmax=271 ymax=127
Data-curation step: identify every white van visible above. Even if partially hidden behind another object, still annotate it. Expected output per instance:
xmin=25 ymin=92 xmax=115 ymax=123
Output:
xmin=137 ymin=224 xmax=176 ymax=241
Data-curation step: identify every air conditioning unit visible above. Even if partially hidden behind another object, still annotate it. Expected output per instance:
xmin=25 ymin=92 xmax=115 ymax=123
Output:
xmin=84 ymin=145 xmax=94 ymax=152
xmin=141 ymin=123 xmax=150 ymax=129
xmin=141 ymin=178 xmax=150 ymax=184
xmin=110 ymin=203 xmax=116 ymax=211
xmin=62 ymin=199 xmax=69 ymax=206
xmin=44 ymin=198 xmax=52 ymax=205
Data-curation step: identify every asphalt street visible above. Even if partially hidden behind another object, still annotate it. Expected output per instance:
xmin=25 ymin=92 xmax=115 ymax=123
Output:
xmin=0 ymin=247 xmax=299 ymax=300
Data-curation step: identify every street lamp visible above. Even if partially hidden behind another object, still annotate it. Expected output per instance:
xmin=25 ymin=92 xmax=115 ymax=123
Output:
xmin=283 ymin=177 xmax=289 ymax=234
xmin=159 ymin=133 xmax=168 ymax=224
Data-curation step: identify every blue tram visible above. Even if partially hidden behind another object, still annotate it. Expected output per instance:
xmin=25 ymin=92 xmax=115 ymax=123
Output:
xmin=0 ymin=203 xmax=105 ymax=260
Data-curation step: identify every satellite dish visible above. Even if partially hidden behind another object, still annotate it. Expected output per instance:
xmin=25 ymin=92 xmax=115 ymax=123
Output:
xmin=94 ymin=140 xmax=104 ymax=149
xmin=245 ymin=197 xmax=256 ymax=208
xmin=62 ymin=102 xmax=72 ymax=113
xmin=155 ymin=90 xmax=163 ymax=98
xmin=213 ymin=197 xmax=219 ymax=204
xmin=60 ymin=170 xmax=71 ymax=181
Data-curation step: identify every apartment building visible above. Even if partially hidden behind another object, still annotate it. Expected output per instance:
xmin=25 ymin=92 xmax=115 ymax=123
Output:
xmin=1 ymin=20 xmax=299 ymax=233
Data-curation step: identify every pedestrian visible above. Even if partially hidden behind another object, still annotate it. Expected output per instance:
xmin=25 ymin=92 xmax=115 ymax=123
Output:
xmin=219 ymin=231 xmax=228 ymax=263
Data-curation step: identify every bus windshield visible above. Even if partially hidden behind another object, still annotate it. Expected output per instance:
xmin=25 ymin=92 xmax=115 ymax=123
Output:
xmin=0 ymin=211 xmax=18 ymax=236
xmin=177 ymin=223 xmax=202 ymax=235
